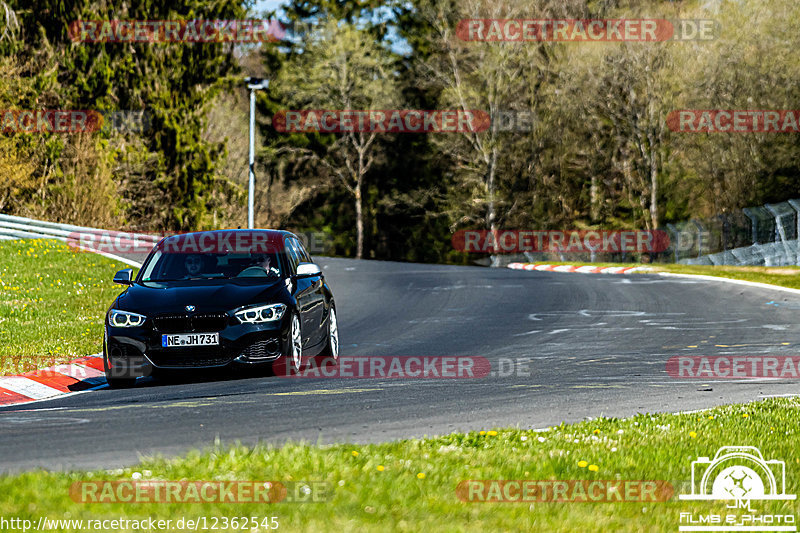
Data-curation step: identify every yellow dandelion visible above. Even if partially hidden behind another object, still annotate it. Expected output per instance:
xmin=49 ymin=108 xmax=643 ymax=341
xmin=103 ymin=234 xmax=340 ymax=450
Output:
xmin=487 ymin=430 xmax=498 ymax=436
xmin=417 ymin=473 xmax=426 ymax=479
xmin=593 ymin=429 xmax=600 ymax=435
xmin=479 ymin=431 xmax=486 ymax=435
xmin=689 ymin=431 xmax=697 ymax=439
xmin=376 ymin=465 xmax=385 ymax=472
xmin=578 ymin=461 xmax=588 ymax=468
xmin=588 ymin=465 xmax=599 ymax=472
xmin=351 ymin=451 xmax=359 ymax=457
xmin=742 ymin=413 xmax=749 ymax=418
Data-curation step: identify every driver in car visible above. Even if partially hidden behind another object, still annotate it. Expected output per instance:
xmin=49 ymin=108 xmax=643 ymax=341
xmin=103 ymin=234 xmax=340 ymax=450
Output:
xmin=184 ymin=254 xmax=204 ymax=276
xmin=238 ymin=254 xmax=279 ymax=278
xmin=257 ymin=255 xmax=280 ymax=277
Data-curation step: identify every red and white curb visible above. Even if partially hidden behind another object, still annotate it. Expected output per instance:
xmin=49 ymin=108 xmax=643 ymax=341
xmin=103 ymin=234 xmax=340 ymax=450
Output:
xmin=0 ymin=354 xmax=105 ymax=407
xmin=508 ymin=262 xmax=650 ymax=274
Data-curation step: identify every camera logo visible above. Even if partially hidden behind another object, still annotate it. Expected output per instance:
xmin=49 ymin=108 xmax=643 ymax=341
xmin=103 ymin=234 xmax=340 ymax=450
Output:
xmin=680 ymin=446 xmax=795 ymax=501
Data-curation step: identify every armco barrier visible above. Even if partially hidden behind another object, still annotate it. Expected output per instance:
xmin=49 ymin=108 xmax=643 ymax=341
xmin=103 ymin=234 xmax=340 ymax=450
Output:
xmin=0 ymin=214 xmax=153 ymax=266
xmin=0 ymin=214 xmax=159 ymax=246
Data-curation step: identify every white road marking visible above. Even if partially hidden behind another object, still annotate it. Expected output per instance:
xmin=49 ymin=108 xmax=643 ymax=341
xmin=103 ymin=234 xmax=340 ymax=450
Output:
xmin=0 ymin=377 xmax=63 ymax=400
xmin=512 ymin=330 xmax=541 ymax=337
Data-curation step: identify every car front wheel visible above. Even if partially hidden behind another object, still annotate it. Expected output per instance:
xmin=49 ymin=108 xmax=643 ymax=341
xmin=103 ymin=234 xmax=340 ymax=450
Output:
xmin=288 ymin=312 xmax=303 ymax=374
xmin=318 ymin=307 xmax=339 ymax=362
xmin=103 ymin=349 xmax=136 ymax=389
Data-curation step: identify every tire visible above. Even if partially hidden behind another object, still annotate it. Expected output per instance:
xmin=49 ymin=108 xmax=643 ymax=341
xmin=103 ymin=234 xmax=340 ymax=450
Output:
xmin=284 ymin=312 xmax=303 ymax=375
xmin=318 ymin=307 xmax=339 ymax=362
xmin=103 ymin=347 xmax=137 ymax=389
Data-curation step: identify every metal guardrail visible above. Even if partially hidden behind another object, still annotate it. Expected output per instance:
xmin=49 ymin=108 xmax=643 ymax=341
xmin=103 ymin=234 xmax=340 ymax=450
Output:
xmin=669 ymin=199 xmax=800 ymax=266
xmin=0 ymin=214 xmax=334 ymax=258
xmin=490 ymin=199 xmax=800 ymax=267
xmin=0 ymin=214 xmax=155 ymax=267
xmin=0 ymin=214 xmax=159 ymax=243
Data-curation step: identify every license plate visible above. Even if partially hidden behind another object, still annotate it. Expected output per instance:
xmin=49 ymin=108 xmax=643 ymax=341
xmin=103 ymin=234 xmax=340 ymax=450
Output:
xmin=162 ymin=333 xmax=219 ymax=348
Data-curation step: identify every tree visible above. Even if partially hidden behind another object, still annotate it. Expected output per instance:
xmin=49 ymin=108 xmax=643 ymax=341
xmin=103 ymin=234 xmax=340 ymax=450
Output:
xmin=574 ymin=43 xmax=677 ymax=230
xmin=273 ymin=20 xmax=399 ymax=259
xmin=5 ymin=0 xmax=246 ymax=230
xmin=416 ymin=0 xmax=582 ymax=234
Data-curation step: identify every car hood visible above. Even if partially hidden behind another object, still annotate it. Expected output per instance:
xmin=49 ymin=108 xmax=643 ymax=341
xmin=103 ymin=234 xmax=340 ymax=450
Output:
xmin=116 ymin=278 xmax=290 ymax=315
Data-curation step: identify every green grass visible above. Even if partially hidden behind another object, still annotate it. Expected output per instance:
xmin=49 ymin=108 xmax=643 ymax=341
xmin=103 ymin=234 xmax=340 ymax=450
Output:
xmin=1 ymin=398 xmax=798 ymax=531
xmin=648 ymin=263 xmax=800 ymax=289
xmin=0 ymin=239 xmax=135 ymax=376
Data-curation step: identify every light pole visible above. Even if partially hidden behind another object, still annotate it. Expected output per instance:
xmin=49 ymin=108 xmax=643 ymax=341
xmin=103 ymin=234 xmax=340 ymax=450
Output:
xmin=245 ymin=77 xmax=268 ymax=229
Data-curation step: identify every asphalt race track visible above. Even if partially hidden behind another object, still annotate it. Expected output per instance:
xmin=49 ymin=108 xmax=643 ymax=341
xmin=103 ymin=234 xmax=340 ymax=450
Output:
xmin=1 ymin=257 xmax=800 ymax=472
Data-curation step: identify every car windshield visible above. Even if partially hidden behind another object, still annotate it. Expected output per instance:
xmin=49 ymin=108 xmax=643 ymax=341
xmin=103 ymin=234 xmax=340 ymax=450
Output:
xmin=140 ymin=250 xmax=283 ymax=281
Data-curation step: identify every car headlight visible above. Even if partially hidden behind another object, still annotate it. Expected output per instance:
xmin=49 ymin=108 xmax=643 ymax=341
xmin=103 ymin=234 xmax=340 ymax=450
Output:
xmin=235 ymin=303 xmax=286 ymax=324
xmin=108 ymin=309 xmax=147 ymax=328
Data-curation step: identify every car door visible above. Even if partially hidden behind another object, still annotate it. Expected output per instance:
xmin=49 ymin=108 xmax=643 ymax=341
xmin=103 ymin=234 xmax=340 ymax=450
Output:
xmin=293 ymin=238 xmax=326 ymax=347
xmin=286 ymin=237 xmax=318 ymax=348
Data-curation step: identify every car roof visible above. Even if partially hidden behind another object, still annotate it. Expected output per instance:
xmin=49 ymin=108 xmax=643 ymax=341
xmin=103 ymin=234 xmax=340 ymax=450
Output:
xmin=172 ymin=229 xmax=296 ymax=237
xmin=160 ymin=229 xmax=299 ymax=240
xmin=155 ymin=229 xmax=301 ymax=251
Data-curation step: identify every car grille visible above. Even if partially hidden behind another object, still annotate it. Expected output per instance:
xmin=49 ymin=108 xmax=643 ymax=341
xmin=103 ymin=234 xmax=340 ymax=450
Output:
xmin=152 ymin=313 xmax=228 ymax=333
xmin=191 ymin=313 xmax=229 ymax=332
xmin=237 ymin=338 xmax=282 ymax=361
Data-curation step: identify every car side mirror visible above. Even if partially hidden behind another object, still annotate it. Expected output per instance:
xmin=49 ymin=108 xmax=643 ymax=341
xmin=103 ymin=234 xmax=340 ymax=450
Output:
xmin=113 ymin=269 xmax=133 ymax=285
xmin=295 ymin=263 xmax=321 ymax=278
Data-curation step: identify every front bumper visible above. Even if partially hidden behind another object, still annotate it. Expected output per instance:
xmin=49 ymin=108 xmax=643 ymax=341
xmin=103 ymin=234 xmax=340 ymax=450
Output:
xmin=105 ymin=314 xmax=290 ymax=372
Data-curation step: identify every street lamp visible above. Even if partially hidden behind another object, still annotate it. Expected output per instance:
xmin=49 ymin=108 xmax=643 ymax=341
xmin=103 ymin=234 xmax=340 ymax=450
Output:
xmin=244 ymin=77 xmax=269 ymax=229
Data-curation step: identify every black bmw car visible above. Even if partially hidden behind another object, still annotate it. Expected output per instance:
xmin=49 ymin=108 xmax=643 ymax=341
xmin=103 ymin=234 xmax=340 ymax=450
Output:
xmin=103 ymin=229 xmax=338 ymax=387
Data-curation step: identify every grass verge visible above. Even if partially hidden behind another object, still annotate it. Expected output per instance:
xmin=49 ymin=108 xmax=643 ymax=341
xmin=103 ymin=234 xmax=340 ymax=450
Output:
xmin=647 ymin=263 xmax=800 ymax=289
xmin=1 ymin=398 xmax=798 ymax=531
xmin=0 ymin=239 xmax=135 ymax=376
